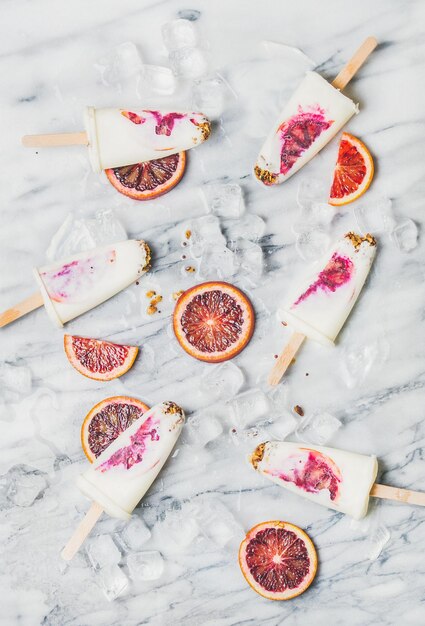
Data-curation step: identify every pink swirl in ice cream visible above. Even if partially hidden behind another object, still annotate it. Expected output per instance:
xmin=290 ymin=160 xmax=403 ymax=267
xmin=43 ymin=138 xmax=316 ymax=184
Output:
xmin=293 ymin=253 xmax=354 ymax=307
xmin=122 ymin=110 xmax=187 ymax=136
xmin=267 ymin=448 xmax=342 ymax=501
xmin=121 ymin=110 xmax=211 ymax=144
xmin=40 ymin=250 xmax=116 ymax=302
xmin=97 ymin=414 xmax=160 ymax=473
xmin=278 ymin=105 xmax=333 ymax=175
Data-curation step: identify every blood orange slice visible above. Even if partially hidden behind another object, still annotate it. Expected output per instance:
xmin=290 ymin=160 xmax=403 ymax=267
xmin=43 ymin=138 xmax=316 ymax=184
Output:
xmin=64 ymin=335 xmax=138 ymax=381
xmin=255 ymin=107 xmax=332 ymax=185
xmin=173 ymin=282 xmax=255 ymax=363
xmin=81 ymin=396 xmax=149 ymax=462
xmin=329 ymin=133 xmax=374 ymax=206
xmin=239 ymin=521 xmax=317 ymax=601
xmin=105 ymin=151 xmax=186 ymax=200
xmin=279 ymin=110 xmax=332 ymax=176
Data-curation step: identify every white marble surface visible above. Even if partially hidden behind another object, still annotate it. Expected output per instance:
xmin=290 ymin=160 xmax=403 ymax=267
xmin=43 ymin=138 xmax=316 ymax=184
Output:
xmin=1 ymin=1 xmax=425 ymax=624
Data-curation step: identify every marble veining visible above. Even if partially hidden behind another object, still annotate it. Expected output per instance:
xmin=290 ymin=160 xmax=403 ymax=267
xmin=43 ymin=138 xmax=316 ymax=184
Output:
xmin=1 ymin=0 xmax=425 ymax=625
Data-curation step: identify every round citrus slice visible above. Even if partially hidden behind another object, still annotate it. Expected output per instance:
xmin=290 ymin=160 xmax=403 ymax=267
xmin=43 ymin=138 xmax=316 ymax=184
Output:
xmin=255 ymin=108 xmax=332 ymax=185
xmin=173 ymin=281 xmax=255 ymax=363
xmin=64 ymin=335 xmax=138 ymax=381
xmin=105 ymin=151 xmax=186 ymax=200
xmin=329 ymin=133 xmax=374 ymax=206
xmin=239 ymin=521 xmax=318 ymax=601
xmin=81 ymin=396 xmax=149 ymax=462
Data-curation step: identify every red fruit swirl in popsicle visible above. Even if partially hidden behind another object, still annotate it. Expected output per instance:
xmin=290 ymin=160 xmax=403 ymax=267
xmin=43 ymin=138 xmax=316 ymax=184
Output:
xmin=269 ymin=449 xmax=342 ymax=501
xmin=278 ymin=105 xmax=333 ymax=175
xmin=293 ymin=253 xmax=354 ymax=307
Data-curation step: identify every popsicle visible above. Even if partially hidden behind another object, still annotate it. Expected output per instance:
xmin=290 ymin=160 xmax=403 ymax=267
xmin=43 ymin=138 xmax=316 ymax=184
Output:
xmin=268 ymin=232 xmax=376 ymax=385
xmin=0 ymin=239 xmax=150 ymax=328
xmin=254 ymin=37 xmax=377 ymax=186
xmin=62 ymin=401 xmax=185 ymax=560
xmin=22 ymin=107 xmax=212 ymax=172
xmin=251 ymin=441 xmax=425 ymax=519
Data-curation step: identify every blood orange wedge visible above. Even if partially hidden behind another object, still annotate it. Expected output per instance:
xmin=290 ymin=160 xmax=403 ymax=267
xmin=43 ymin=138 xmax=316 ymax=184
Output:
xmin=255 ymin=107 xmax=332 ymax=185
xmin=173 ymin=282 xmax=255 ymax=363
xmin=105 ymin=151 xmax=186 ymax=200
xmin=329 ymin=133 xmax=374 ymax=206
xmin=64 ymin=335 xmax=138 ymax=381
xmin=239 ymin=521 xmax=317 ymax=601
xmin=81 ymin=396 xmax=149 ymax=462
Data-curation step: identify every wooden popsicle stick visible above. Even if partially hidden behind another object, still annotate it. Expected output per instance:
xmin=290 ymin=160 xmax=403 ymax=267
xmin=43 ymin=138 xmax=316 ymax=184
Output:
xmin=61 ymin=502 xmax=104 ymax=561
xmin=331 ymin=36 xmax=378 ymax=91
xmin=268 ymin=332 xmax=305 ymax=386
xmin=370 ymin=483 xmax=425 ymax=507
xmin=0 ymin=291 xmax=44 ymax=328
xmin=22 ymin=131 xmax=88 ymax=147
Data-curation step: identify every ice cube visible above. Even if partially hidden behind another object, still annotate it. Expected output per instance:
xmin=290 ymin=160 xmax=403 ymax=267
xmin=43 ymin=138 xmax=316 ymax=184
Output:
xmin=197 ymin=499 xmax=244 ymax=547
xmin=169 ymin=47 xmax=208 ymax=79
xmin=7 ymin=470 xmax=47 ymax=507
xmin=162 ymin=19 xmax=198 ymax=52
xmin=154 ymin=503 xmax=200 ymax=553
xmin=267 ymin=384 xmax=288 ymax=416
xmin=86 ymin=208 xmax=128 ymax=246
xmin=201 ymin=183 xmax=245 ymax=218
xmin=198 ymin=244 xmax=237 ymax=280
xmin=86 ymin=534 xmax=121 ymax=570
xmin=127 ymin=551 xmax=164 ymax=581
xmin=390 ymin=218 xmax=418 ymax=252
xmin=119 ymin=515 xmax=151 ymax=551
xmin=368 ymin=525 xmax=391 ymax=561
xmin=295 ymin=411 xmax=342 ymax=445
xmin=188 ymin=215 xmax=226 ymax=258
xmin=95 ymin=42 xmax=144 ymax=86
xmin=230 ymin=239 xmax=263 ymax=280
xmin=225 ymin=214 xmax=266 ymax=242
xmin=295 ymin=229 xmax=331 ymax=262
xmin=297 ymin=178 xmax=328 ymax=209
xmin=45 ymin=214 xmax=94 ymax=261
xmin=293 ymin=202 xmax=335 ymax=234
xmin=354 ymin=198 xmax=396 ymax=235
xmin=137 ymin=65 xmax=177 ymax=96
xmin=311 ymin=203 xmax=335 ymax=228
xmin=200 ymin=362 xmax=244 ymax=401
xmin=227 ymin=389 xmax=270 ymax=427
xmin=96 ymin=564 xmax=129 ymax=601
xmin=46 ymin=210 xmax=127 ymax=261
xmin=340 ymin=338 xmax=389 ymax=388
xmin=192 ymin=74 xmax=234 ymax=119
xmin=266 ymin=413 xmax=297 ymax=440
xmin=0 ymin=363 xmax=32 ymax=394
xmin=187 ymin=411 xmax=223 ymax=446
xmin=229 ymin=425 xmax=268 ymax=448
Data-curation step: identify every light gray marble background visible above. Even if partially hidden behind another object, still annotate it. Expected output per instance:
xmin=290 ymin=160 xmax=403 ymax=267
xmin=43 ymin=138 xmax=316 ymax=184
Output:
xmin=1 ymin=1 xmax=425 ymax=624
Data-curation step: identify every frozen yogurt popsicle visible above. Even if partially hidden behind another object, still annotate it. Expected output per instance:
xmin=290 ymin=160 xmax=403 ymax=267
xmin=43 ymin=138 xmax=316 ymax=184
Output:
xmin=62 ymin=401 xmax=184 ymax=560
xmin=22 ymin=107 xmax=212 ymax=172
xmin=251 ymin=441 xmax=425 ymax=519
xmin=77 ymin=401 xmax=185 ymax=520
xmin=85 ymin=108 xmax=211 ymax=172
xmin=280 ymin=232 xmax=377 ymax=346
xmin=255 ymin=72 xmax=358 ymax=186
xmin=254 ymin=37 xmax=377 ymax=186
xmin=268 ymin=232 xmax=376 ymax=385
xmin=251 ymin=441 xmax=377 ymax=519
xmin=0 ymin=239 xmax=150 ymax=328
